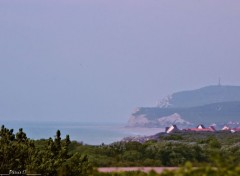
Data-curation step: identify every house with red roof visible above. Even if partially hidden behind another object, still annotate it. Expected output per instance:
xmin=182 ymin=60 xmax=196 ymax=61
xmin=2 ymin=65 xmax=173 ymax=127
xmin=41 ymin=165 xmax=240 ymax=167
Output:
xmin=222 ymin=125 xmax=231 ymax=131
xmin=230 ymin=128 xmax=240 ymax=133
xmin=183 ymin=124 xmax=216 ymax=132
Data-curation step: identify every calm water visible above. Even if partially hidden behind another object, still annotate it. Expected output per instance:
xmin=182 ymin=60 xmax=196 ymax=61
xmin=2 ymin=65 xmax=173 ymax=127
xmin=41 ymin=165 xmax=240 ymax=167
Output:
xmin=0 ymin=120 xmax=163 ymax=145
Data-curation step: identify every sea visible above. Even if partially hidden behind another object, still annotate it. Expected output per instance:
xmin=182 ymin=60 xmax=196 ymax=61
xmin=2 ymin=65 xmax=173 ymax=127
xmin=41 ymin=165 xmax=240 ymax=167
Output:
xmin=0 ymin=120 xmax=164 ymax=145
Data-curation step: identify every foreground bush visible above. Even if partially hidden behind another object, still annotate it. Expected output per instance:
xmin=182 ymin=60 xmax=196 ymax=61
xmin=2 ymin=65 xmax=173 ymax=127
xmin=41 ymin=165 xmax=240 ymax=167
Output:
xmin=0 ymin=125 xmax=92 ymax=176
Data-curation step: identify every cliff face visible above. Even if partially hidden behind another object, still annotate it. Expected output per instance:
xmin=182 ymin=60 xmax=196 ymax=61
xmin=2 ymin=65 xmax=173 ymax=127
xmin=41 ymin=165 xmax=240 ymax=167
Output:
xmin=128 ymin=112 xmax=191 ymax=128
xmin=128 ymin=85 xmax=240 ymax=128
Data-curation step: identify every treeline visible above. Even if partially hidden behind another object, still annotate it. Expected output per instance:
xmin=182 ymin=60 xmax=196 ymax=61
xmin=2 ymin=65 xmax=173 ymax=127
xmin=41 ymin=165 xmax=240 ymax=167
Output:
xmin=91 ymin=132 xmax=240 ymax=176
xmin=0 ymin=125 xmax=92 ymax=175
xmin=2 ymin=125 xmax=240 ymax=176
xmin=70 ymin=131 xmax=240 ymax=167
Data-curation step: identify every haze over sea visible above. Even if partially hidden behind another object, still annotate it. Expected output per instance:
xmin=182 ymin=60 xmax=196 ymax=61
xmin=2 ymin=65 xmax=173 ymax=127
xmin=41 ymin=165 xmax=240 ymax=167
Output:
xmin=0 ymin=120 xmax=163 ymax=145
xmin=1 ymin=1 xmax=239 ymax=148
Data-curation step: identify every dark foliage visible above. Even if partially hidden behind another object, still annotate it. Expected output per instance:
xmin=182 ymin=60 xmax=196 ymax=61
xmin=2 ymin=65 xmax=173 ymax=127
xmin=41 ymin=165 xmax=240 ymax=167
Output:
xmin=0 ymin=125 xmax=92 ymax=176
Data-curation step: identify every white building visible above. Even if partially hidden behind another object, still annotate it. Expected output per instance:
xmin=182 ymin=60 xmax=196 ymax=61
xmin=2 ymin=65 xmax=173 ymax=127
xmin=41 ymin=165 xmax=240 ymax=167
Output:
xmin=165 ymin=125 xmax=179 ymax=133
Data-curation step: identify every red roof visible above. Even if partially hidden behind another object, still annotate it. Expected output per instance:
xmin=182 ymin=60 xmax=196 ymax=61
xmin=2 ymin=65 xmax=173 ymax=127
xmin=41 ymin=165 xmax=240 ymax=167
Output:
xmin=184 ymin=127 xmax=215 ymax=132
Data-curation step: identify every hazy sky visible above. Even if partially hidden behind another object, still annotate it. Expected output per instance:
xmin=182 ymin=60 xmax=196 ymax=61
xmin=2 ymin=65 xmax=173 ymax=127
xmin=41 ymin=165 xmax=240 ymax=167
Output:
xmin=0 ymin=0 xmax=240 ymax=122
